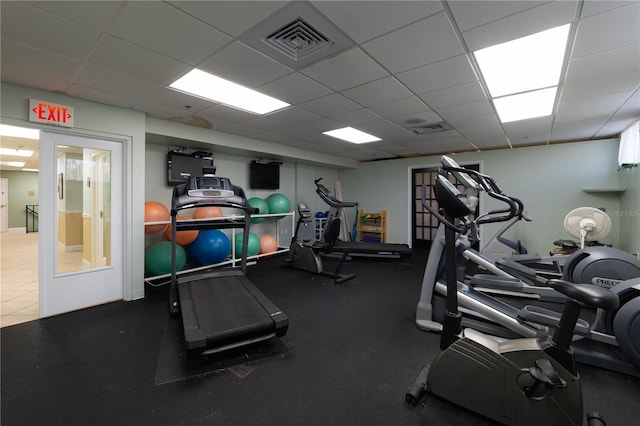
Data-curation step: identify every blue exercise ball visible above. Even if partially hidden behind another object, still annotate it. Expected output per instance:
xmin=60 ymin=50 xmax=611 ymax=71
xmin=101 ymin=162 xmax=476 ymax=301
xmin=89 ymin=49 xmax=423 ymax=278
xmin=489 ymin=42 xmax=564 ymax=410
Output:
xmin=188 ymin=229 xmax=231 ymax=266
xmin=145 ymin=241 xmax=186 ymax=276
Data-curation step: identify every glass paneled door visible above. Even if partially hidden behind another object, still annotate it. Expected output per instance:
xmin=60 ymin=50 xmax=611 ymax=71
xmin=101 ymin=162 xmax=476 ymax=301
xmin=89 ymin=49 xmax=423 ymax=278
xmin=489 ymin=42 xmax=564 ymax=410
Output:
xmin=39 ymin=131 xmax=124 ymax=317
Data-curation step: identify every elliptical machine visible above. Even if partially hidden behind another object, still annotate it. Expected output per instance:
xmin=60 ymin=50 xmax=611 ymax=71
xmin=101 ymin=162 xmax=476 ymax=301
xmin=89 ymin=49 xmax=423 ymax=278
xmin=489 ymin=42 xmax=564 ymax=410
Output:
xmin=406 ymin=166 xmax=618 ymax=426
xmin=415 ymin=157 xmax=640 ymax=378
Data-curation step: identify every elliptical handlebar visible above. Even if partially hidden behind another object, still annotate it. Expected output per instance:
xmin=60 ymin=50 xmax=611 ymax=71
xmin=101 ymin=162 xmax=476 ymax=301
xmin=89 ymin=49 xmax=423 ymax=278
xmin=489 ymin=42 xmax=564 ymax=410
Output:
xmin=314 ymin=178 xmax=359 ymax=208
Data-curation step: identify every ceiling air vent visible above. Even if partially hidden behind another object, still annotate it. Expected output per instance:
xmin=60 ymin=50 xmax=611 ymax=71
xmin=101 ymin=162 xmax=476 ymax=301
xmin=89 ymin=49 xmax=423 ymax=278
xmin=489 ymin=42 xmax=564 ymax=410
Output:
xmin=409 ymin=121 xmax=453 ymax=135
xmin=239 ymin=2 xmax=354 ymax=70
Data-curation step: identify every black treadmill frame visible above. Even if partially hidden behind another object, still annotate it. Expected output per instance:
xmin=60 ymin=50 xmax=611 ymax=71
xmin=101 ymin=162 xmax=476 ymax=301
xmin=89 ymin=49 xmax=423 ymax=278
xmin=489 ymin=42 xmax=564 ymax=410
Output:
xmin=168 ymin=176 xmax=288 ymax=356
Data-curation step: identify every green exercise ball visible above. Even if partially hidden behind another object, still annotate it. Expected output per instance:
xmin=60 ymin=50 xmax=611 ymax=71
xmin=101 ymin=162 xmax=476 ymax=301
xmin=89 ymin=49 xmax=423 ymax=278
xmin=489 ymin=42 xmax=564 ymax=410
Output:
xmin=265 ymin=193 xmax=290 ymax=219
xmin=235 ymin=232 xmax=261 ymax=258
xmin=145 ymin=241 xmax=186 ymax=276
xmin=248 ymin=197 xmax=270 ymax=223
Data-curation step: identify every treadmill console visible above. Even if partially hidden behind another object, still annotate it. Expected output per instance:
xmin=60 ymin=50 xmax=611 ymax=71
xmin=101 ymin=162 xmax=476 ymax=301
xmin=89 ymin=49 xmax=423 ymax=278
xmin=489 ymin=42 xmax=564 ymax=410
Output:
xmin=187 ymin=176 xmax=235 ymax=198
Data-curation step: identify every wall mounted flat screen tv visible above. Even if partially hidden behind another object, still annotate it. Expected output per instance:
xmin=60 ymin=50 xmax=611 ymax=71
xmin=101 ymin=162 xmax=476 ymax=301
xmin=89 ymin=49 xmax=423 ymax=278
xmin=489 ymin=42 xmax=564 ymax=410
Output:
xmin=167 ymin=151 xmax=215 ymax=185
xmin=249 ymin=161 xmax=280 ymax=190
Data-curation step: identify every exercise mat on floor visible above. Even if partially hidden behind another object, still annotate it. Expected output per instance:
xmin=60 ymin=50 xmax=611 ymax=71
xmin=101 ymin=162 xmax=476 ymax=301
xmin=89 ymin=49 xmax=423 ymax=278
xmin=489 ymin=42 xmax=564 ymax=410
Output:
xmin=154 ymin=316 xmax=292 ymax=386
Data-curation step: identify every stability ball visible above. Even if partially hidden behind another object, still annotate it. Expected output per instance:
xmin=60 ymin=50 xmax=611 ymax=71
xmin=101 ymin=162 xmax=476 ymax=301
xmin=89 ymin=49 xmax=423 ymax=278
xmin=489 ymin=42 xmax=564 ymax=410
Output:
xmin=193 ymin=206 xmax=223 ymax=220
xmin=165 ymin=216 xmax=199 ymax=246
xmin=259 ymin=235 xmax=278 ymax=254
xmin=248 ymin=197 xmax=269 ymax=223
xmin=145 ymin=201 xmax=169 ymax=233
xmin=188 ymin=230 xmax=230 ymax=266
xmin=145 ymin=241 xmax=186 ymax=276
xmin=265 ymin=193 xmax=290 ymax=219
xmin=235 ymin=232 xmax=261 ymax=258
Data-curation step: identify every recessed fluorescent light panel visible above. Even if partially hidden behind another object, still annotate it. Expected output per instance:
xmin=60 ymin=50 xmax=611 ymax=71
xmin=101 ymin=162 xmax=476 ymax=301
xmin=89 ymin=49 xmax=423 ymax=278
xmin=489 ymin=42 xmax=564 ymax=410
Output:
xmin=0 ymin=148 xmax=34 ymax=157
xmin=474 ymin=24 xmax=570 ymax=122
xmin=494 ymin=87 xmax=557 ymax=123
xmin=169 ymin=69 xmax=290 ymax=115
xmin=323 ymin=127 xmax=381 ymax=144
xmin=0 ymin=124 xmax=40 ymax=139
xmin=0 ymin=161 xmax=26 ymax=168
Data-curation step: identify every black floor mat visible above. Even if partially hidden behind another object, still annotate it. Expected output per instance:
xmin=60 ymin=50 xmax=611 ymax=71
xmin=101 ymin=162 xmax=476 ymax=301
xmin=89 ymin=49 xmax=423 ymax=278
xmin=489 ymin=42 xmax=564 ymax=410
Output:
xmin=154 ymin=315 xmax=293 ymax=385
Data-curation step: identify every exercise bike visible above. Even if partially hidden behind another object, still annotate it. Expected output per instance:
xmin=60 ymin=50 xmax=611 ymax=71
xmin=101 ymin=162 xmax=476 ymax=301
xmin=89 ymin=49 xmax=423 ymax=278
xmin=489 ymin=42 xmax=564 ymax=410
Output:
xmin=406 ymin=167 xmax=617 ymax=426
xmin=415 ymin=157 xmax=640 ymax=378
xmin=285 ymin=178 xmax=411 ymax=284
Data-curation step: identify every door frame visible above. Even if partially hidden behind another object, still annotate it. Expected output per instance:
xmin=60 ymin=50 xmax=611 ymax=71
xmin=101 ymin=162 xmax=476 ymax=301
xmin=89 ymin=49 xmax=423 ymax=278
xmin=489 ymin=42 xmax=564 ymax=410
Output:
xmin=0 ymin=178 xmax=8 ymax=232
xmin=39 ymin=129 xmax=126 ymax=317
xmin=407 ymin=160 xmax=484 ymax=248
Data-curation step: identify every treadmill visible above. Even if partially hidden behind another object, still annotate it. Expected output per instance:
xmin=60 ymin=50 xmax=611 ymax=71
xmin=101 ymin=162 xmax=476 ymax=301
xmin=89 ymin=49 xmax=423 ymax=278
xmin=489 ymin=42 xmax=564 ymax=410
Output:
xmin=168 ymin=175 xmax=288 ymax=357
xmin=313 ymin=178 xmax=412 ymax=259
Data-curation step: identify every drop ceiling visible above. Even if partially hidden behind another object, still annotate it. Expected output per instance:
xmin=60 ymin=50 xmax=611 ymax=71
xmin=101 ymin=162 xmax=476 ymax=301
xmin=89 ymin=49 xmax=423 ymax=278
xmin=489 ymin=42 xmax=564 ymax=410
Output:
xmin=1 ymin=0 xmax=638 ymax=171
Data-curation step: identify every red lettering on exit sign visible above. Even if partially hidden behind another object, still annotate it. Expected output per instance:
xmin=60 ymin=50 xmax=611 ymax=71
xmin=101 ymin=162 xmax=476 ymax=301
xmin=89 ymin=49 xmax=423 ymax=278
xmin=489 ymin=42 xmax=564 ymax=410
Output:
xmin=29 ymin=99 xmax=74 ymax=128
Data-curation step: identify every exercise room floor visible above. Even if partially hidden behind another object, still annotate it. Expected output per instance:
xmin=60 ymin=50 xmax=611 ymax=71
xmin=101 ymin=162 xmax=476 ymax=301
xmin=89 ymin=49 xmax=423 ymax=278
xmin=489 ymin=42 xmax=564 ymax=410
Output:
xmin=2 ymin=250 xmax=639 ymax=425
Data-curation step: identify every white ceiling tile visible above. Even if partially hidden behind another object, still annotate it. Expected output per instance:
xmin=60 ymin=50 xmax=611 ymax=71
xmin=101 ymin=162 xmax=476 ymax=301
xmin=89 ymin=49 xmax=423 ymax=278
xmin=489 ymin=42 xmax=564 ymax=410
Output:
xmin=89 ymin=35 xmax=190 ymax=85
xmin=551 ymin=121 xmax=606 ymax=141
xmin=197 ymin=41 xmax=293 ymax=87
xmin=139 ymin=88 xmax=219 ymax=114
xmin=461 ymin=1 xmax=577 ymax=51
xmin=436 ymin=100 xmax=494 ymax=121
xmin=111 ymin=2 xmax=232 ymax=65
xmin=357 ymin=120 xmax=415 ymax=140
xmin=572 ymin=2 xmax=640 ymax=58
xmin=170 ymin=1 xmax=289 ymax=37
xmin=67 ymin=84 xmax=139 ymax=109
xmin=1 ymin=1 xmax=101 ymax=60
xmin=368 ymin=96 xmax=431 ymax=119
xmin=556 ymin=91 xmax=633 ymax=123
xmin=342 ymin=77 xmax=413 ymax=107
xmin=562 ymin=71 xmax=640 ymax=101
xmin=268 ymin=106 xmax=322 ymax=125
xmin=0 ymin=38 xmax=81 ymax=84
xmin=448 ymin=1 xmax=546 ymax=31
xmin=301 ymin=48 xmax=389 ymax=91
xmin=396 ymin=55 xmax=478 ymax=94
xmin=27 ymin=1 xmax=123 ymax=30
xmin=302 ymin=118 xmax=345 ymax=133
xmin=300 ymin=93 xmax=361 ymax=116
xmin=565 ymin=44 xmax=640 ymax=84
xmin=75 ymin=63 xmax=163 ymax=100
xmin=330 ymin=109 xmax=384 ymax=126
xmin=259 ymin=72 xmax=333 ymax=105
xmin=361 ymin=12 xmax=465 ymax=73
xmin=419 ymin=81 xmax=487 ymax=109
xmin=581 ymin=0 xmax=639 ymax=18
xmin=503 ymin=116 xmax=553 ymax=146
xmin=311 ymin=0 xmax=443 ymax=43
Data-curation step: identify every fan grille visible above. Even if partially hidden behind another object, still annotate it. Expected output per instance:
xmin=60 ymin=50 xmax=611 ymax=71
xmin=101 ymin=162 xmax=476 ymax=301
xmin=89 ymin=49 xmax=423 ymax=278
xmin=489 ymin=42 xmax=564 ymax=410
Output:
xmin=265 ymin=19 xmax=333 ymax=62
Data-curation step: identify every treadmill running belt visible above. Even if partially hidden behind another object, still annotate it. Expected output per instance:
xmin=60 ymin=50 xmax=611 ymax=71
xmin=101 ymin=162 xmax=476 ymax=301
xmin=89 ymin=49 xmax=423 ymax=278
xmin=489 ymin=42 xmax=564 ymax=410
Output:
xmin=179 ymin=275 xmax=275 ymax=351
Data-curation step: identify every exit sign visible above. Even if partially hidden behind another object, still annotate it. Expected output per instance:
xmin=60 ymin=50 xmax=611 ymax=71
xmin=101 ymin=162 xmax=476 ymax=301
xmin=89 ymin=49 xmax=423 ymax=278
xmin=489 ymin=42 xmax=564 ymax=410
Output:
xmin=29 ymin=99 xmax=74 ymax=127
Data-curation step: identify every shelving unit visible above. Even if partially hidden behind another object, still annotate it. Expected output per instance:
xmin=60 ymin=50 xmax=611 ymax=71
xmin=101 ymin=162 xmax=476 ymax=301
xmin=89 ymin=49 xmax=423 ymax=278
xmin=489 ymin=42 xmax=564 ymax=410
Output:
xmin=144 ymin=211 xmax=294 ymax=280
xmin=315 ymin=217 xmax=327 ymax=241
xmin=356 ymin=210 xmax=387 ymax=243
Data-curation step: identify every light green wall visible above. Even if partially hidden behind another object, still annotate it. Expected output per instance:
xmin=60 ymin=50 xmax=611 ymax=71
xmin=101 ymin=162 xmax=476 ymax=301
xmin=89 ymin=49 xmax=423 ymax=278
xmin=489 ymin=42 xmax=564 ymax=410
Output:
xmin=618 ymin=166 xmax=640 ymax=257
xmin=1 ymin=82 xmax=146 ymax=301
xmin=0 ymin=170 xmax=38 ymax=229
xmin=144 ymin=143 xmax=338 ymax=248
xmin=337 ymin=139 xmax=633 ymax=257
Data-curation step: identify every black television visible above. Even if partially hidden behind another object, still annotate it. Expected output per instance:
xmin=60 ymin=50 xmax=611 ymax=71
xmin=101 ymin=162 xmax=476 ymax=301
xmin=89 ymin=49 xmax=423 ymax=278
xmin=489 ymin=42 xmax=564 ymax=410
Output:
xmin=249 ymin=161 xmax=280 ymax=190
xmin=167 ymin=151 xmax=215 ymax=185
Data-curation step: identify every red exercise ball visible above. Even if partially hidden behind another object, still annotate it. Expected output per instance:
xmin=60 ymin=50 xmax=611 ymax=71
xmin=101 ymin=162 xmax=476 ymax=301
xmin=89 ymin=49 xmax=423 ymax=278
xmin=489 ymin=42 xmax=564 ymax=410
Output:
xmin=145 ymin=201 xmax=169 ymax=234
xmin=193 ymin=206 xmax=223 ymax=219
xmin=259 ymin=235 xmax=278 ymax=254
xmin=166 ymin=216 xmax=199 ymax=246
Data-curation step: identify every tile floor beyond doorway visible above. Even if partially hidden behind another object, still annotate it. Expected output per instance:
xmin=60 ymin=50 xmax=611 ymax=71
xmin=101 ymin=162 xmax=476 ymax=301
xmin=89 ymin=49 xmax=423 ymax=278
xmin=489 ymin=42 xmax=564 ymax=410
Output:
xmin=1 ymin=231 xmax=39 ymax=327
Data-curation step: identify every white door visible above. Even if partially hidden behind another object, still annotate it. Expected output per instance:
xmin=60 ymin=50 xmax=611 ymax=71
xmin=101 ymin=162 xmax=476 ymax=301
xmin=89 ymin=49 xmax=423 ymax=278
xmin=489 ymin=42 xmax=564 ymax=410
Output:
xmin=0 ymin=178 xmax=7 ymax=232
xmin=39 ymin=131 xmax=124 ymax=317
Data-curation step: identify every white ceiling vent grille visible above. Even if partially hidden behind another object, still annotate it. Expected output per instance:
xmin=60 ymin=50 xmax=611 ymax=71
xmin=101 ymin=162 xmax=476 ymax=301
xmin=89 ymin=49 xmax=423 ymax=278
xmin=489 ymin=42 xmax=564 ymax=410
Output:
xmin=409 ymin=121 xmax=453 ymax=135
xmin=240 ymin=2 xmax=354 ymax=70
